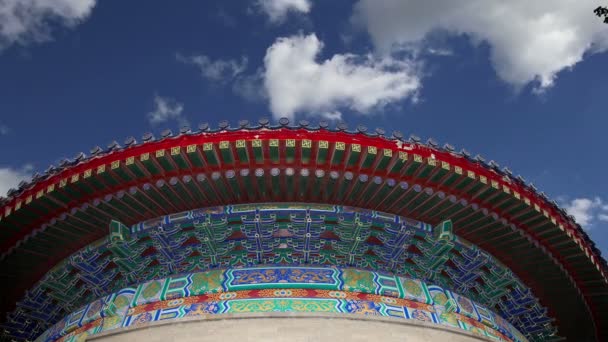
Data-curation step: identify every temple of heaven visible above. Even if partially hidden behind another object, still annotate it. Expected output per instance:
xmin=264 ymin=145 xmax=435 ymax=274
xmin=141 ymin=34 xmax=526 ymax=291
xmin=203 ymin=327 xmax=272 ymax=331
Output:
xmin=0 ymin=119 xmax=607 ymax=342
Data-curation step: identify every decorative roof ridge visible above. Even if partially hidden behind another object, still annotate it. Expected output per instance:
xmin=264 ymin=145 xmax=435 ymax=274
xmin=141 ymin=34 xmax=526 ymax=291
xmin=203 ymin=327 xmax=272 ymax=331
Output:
xmin=0 ymin=118 xmax=606 ymax=275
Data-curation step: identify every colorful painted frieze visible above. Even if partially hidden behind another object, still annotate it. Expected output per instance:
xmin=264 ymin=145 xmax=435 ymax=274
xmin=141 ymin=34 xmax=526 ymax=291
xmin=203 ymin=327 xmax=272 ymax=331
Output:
xmin=225 ymin=266 xmax=341 ymax=291
xmin=21 ymin=204 xmax=553 ymax=341
xmin=37 ymin=266 xmax=529 ymax=342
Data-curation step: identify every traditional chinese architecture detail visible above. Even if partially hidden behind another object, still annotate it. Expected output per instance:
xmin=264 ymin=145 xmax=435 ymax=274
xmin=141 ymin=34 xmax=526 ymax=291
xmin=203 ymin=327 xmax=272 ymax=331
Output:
xmin=1 ymin=121 xmax=605 ymax=341
xmin=38 ymin=265 xmax=530 ymax=342
xmin=7 ymin=205 xmax=554 ymax=341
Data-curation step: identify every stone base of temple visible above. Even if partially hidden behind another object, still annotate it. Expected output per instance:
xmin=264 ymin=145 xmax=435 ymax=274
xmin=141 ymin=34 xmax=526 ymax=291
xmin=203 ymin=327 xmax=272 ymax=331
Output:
xmin=89 ymin=313 xmax=493 ymax=342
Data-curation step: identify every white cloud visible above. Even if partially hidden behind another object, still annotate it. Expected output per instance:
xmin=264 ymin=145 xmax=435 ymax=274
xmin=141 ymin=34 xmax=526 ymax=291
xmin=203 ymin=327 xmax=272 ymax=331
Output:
xmin=178 ymin=53 xmax=266 ymax=102
xmin=321 ymin=111 xmax=343 ymax=121
xmin=263 ymin=33 xmax=421 ymax=120
xmin=176 ymin=53 xmax=248 ymax=83
xmin=0 ymin=0 xmax=96 ymax=50
xmin=564 ymin=197 xmax=608 ymax=229
xmin=232 ymin=69 xmax=267 ymax=102
xmin=0 ymin=165 xmax=33 ymax=197
xmin=353 ymin=0 xmax=608 ymax=91
xmin=147 ymin=95 xmax=187 ymax=127
xmin=256 ymin=0 xmax=311 ymax=23
xmin=426 ymin=47 xmax=453 ymax=56
xmin=0 ymin=124 xmax=8 ymax=135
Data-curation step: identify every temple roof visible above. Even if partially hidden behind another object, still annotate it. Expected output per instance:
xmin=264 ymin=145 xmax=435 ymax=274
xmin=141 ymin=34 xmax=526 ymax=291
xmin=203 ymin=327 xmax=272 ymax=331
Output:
xmin=0 ymin=120 xmax=606 ymax=341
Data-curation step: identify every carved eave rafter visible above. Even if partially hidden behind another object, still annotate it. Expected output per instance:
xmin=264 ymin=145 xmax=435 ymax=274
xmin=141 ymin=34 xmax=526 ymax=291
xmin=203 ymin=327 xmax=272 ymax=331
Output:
xmin=0 ymin=123 xmax=606 ymax=341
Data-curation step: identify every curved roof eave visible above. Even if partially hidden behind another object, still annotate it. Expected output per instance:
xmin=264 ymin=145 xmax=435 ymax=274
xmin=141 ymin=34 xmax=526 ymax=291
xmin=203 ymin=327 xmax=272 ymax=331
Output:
xmin=0 ymin=121 xmax=606 ymax=340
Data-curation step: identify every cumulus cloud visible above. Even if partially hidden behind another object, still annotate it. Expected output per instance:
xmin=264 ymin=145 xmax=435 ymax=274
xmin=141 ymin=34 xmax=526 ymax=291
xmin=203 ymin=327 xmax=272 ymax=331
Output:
xmin=0 ymin=0 xmax=96 ymax=50
xmin=353 ymin=0 xmax=608 ymax=90
xmin=263 ymin=33 xmax=420 ymax=120
xmin=147 ymin=95 xmax=187 ymax=127
xmin=564 ymin=197 xmax=608 ymax=229
xmin=255 ymin=0 xmax=311 ymax=23
xmin=176 ymin=53 xmax=248 ymax=83
xmin=0 ymin=165 xmax=33 ymax=197
xmin=179 ymin=34 xmax=420 ymax=118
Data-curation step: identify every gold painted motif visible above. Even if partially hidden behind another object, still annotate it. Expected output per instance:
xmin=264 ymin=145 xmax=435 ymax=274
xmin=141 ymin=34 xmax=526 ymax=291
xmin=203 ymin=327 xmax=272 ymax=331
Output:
xmin=290 ymin=299 xmax=336 ymax=312
xmin=229 ymin=300 xmax=277 ymax=313
xmin=190 ymin=270 xmax=224 ymax=295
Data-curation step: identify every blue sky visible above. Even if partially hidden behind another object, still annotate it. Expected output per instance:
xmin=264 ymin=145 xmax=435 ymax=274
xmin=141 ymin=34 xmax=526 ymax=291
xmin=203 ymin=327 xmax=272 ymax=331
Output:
xmin=0 ymin=0 xmax=607 ymax=258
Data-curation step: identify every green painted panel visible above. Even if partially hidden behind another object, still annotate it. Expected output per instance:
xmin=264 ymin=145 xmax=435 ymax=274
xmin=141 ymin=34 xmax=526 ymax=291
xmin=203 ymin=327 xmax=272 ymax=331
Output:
xmin=361 ymin=146 xmax=377 ymax=169
xmin=236 ymin=140 xmax=249 ymax=164
xmin=140 ymin=156 xmax=161 ymax=176
xmin=252 ymin=140 xmax=264 ymax=163
xmin=269 ymin=139 xmax=280 ymax=163
xmin=219 ymin=141 xmax=234 ymax=164
xmin=316 ymin=141 xmax=328 ymax=165
xmin=203 ymin=143 xmax=219 ymax=166
xmin=301 ymin=139 xmax=312 ymax=164
xmin=172 ymin=153 xmax=190 ymax=170
xmin=331 ymin=142 xmax=345 ymax=165
xmin=155 ymin=151 xmax=175 ymax=172
xmin=285 ymin=140 xmax=296 ymax=162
